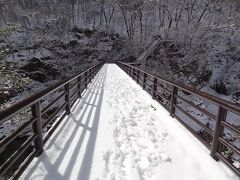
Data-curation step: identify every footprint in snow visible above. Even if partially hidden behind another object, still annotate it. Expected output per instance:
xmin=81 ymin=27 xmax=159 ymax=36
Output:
xmin=160 ymin=153 xmax=172 ymax=162
xmin=162 ymin=132 xmax=168 ymax=137
xmin=151 ymin=105 xmax=156 ymax=111
xmin=151 ymin=137 xmax=158 ymax=143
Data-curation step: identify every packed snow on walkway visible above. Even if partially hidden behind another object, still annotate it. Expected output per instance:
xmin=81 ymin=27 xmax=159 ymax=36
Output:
xmin=21 ymin=64 xmax=239 ymax=180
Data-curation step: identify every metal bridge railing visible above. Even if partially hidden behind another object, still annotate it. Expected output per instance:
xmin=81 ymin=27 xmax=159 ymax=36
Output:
xmin=117 ymin=61 xmax=240 ymax=176
xmin=0 ymin=62 xmax=104 ymax=179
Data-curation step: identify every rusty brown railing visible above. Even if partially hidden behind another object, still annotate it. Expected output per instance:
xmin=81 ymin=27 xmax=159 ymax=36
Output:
xmin=117 ymin=61 xmax=240 ymax=176
xmin=0 ymin=62 xmax=104 ymax=179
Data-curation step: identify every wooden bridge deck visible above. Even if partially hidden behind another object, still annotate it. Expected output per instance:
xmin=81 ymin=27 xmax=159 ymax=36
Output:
xmin=20 ymin=65 xmax=238 ymax=180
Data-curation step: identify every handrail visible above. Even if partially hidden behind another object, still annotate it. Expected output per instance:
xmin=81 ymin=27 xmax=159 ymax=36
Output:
xmin=117 ymin=61 xmax=240 ymax=176
xmin=0 ymin=61 xmax=239 ymax=178
xmin=0 ymin=62 xmax=104 ymax=179
xmin=117 ymin=62 xmax=240 ymax=114
xmin=0 ymin=63 xmax=102 ymax=124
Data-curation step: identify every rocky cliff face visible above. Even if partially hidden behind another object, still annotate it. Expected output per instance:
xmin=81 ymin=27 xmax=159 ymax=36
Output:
xmin=0 ymin=27 xmax=142 ymax=110
xmin=142 ymin=33 xmax=240 ymax=104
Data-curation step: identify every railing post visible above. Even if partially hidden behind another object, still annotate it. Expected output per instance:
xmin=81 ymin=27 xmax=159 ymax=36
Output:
xmin=94 ymin=66 xmax=96 ymax=77
xmin=170 ymin=86 xmax=178 ymax=117
xmin=89 ymin=69 xmax=91 ymax=82
xmin=91 ymin=68 xmax=94 ymax=81
xmin=210 ymin=106 xmax=227 ymax=160
xmin=134 ymin=69 xmax=136 ymax=80
xmin=91 ymin=69 xmax=94 ymax=82
xmin=88 ymin=69 xmax=91 ymax=84
xmin=78 ymin=75 xmax=82 ymax=98
xmin=137 ymin=70 xmax=140 ymax=84
xmin=131 ymin=68 xmax=134 ymax=79
xmin=32 ymin=101 xmax=43 ymax=157
xmin=93 ymin=66 xmax=96 ymax=77
xmin=85 ymin=71 xmax=88 ymax=89
xmin=143 ymin=73 xmax=147 ymax=90
xmin=152 ymin=77 xmax=157 ymax=99
xmin=65 ymin=83 xmax=71 ymax=114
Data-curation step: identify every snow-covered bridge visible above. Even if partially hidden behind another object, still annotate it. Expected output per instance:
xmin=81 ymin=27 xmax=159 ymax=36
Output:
xmin=18 ymin=64 xmax=238 ymax=180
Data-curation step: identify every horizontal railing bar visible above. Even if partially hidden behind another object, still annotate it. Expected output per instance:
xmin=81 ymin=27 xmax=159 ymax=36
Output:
xmin=123 ymin=66 xmax=170 ymax=109
xmin=81 ymin=76 xmax=88 ymax=81
xmin=145 ymin=78 xmax=154 ymax=83
xmin=138 ymin=73 xmax=144 ymax=79
xmin=176 ymin=94 xmax=216 ymax=120
xmin=157 ymin=85 xmax=172 ymax=95
xmin=70 ymin=95 xmax=79 ymax=108
xmin=136 ymin=77 xmax=144 ymax=84
xmin=0 ymin=62 xmax=103 ymax=124
xmin=218 ymin=137 xmax=240 ymax=155
xmin=175 ymin=105 xmax=214 ymax=136
xmin=10 ymin=150 xmax=37 ymax=180
xmin=80 ymin=80 xmax=91 ymax=89
xmin=118 ymin=62 xmax=240 ymax=114
xmin=0 ymin=118 xmax=36 ymax=153
xmin=0 ymin=62 xmax=104 ymax=179
xmin=124 ymin=65 xmax=156 ymax=78
xmin=144 ymin=83 xmax=153 ymax=91
xmin=70 ymin=88 xmax=80 ymax=100
xmin=118 ymin=62 xmax=240 ymax=175
xmin=70 ymin=81 xmax=79 ymax=92
xmin=42 ymin=102 xmax=67 ymax=129
xmin=155 ymin=91 xmax=171 ymax=103
xmin=0 ymin=134 xmax=37 ymax=175
xmin=174 ymin=114 xmax=211 ymax=149
xmin=221 ymin=121 xmax=240 ymax=136
xmin=216 ymin=153 xmax=240 ymax=176
xmin=130 ymin=71 xmax=144 ymax=78
xmin=42 ymin=92 xmax=66 ymax=115
xmin=130 ymin=73 xmax=139 ymax=80
xmin=155 ymin=98 xmax=170 ymax=111
xmin=43 ymin=111 xmax=68 ymax=145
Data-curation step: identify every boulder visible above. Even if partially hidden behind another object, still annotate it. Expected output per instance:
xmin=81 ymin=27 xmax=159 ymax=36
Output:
xmin=75 ymin=33 xmax=84 ymax=40
xmin=166 ymin=53 xmax=185 ymax=58
xmin=67 ymin=40 xmax=78 ymax=47
xmin=213 ymin=81 xmax=231 ymax=95
xmin=19 ymin=58 xmax=60 ymax=83
xmin=27 ymin=71 xmax=47 ymax=83
xmin=84 ymin=29 xmax=96 ymax=37
xmin=0 ymin=91 xmax=10 ymax=104
xmin=128 ymin=55 xmax=137 ymax=63
xmin=19 ymin=57 xmax=46 ymax=72
xmin=71 ymin=27 xmax=96 ymax=38
xmin=234 ymin=91 xmax=240 ymax=98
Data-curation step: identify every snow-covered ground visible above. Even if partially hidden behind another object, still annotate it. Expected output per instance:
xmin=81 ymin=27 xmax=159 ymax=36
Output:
xmin=20 ymin=64 xmax=239 ymax=180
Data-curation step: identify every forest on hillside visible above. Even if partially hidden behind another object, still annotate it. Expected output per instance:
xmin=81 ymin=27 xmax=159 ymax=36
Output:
xmin=0 ymin=0 xmax=240 ymax=106
xmin=0 ymin=1 xmax=240 ymax=178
